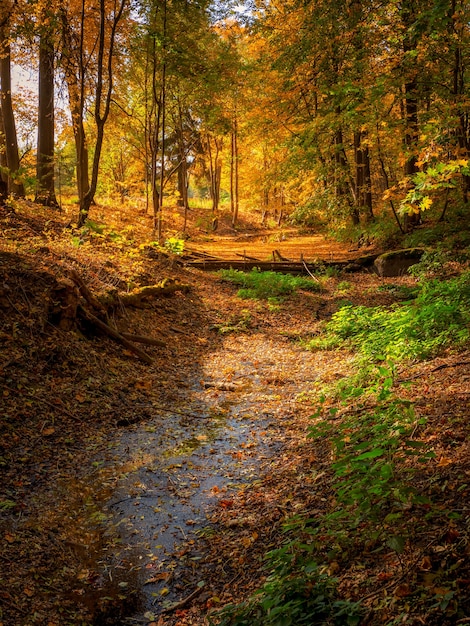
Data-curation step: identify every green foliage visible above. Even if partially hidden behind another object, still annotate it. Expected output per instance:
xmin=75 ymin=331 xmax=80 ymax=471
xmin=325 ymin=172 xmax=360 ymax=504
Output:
xmin=400 ymin=160 xmax=470 ymax=216
xmin=212 ymin=310 xmax=252 ymax=334
xmin=0 ymin=499 xmax=17 ymax=510
xmin=376 ymin=283 xmax=419 ymax=300
xmin=335 ymin=281 xmax=351 ymax=295
xmin=305 ymin=272 xmax=470 ymax=361
xmin=212 ymin=552 xmax=362 ymax=626
xmin=219 ymin=268 xmax=321 ymax=301
xmin=309 ymin=373 xmax=434 ymax=527
xmin=164 ymin=236 xmax=185 ymax=255
xmin=76 ymin=220 xmax=129 ymax=245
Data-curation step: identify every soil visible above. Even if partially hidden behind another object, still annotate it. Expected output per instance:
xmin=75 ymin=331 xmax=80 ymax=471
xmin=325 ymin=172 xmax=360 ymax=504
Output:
xmin=1 ymin=201 xmax=469 ymax=626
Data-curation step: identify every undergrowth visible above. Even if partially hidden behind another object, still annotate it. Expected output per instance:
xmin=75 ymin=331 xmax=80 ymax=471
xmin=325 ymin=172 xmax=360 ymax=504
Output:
xmin=213 ymin=269 xmax=470 ymax=625
xmin=218 ymin=268 xmax=321 ymax=301
xmin=304 ymin=271 xmax=470 ymax=360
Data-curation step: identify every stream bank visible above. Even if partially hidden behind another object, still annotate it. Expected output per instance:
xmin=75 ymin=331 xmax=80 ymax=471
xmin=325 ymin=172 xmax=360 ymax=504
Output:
xmin=0 ymin=208 xmax=403 ymax=626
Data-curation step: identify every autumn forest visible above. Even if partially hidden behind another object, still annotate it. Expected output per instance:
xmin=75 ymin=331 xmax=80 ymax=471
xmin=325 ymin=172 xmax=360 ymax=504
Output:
xmin=2 ymin=1 xmax=470 ymax=626
xmin=1 ymin=0 xmax=470 ymax=234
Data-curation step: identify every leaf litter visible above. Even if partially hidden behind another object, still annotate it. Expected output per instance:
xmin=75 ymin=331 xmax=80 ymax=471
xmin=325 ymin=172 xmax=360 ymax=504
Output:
xmin=1 ymin=202 xmax=470 ymax=625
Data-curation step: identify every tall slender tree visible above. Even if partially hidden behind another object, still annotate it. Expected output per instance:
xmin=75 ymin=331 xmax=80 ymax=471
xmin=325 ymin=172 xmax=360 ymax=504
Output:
xmin=36 ymin=8 xmax=58 ymax=207
xmin=0 ymin=0 xmax=25 ymax=197
xmin=77 ymin=0 xmax=128 ymax=227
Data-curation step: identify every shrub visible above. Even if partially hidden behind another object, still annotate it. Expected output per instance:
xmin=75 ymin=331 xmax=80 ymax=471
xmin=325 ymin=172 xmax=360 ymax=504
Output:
xmin=305 ymin=272 xmax=470 ymax=361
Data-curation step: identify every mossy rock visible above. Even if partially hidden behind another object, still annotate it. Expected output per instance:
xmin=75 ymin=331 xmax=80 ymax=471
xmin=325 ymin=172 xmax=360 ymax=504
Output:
xmin=373 ymin=248 xmax=425 ymax=277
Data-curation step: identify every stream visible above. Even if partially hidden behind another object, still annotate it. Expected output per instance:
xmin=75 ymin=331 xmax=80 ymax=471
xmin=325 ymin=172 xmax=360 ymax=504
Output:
xmin=76 ymin=333 xmax=323 ymax=624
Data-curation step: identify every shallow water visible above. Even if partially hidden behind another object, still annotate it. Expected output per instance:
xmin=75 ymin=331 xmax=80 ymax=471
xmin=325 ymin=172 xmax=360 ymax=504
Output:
xmin=61 ymin=332 xmax=324 ymax=624
xmin=92 ymin=340 xmax=290 ymax=622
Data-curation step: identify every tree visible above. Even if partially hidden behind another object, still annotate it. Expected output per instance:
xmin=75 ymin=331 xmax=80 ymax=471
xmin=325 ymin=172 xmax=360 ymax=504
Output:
xmin=59 ymin=0 xmax=90 ymax=204
xmin=76 ymin=0 xmax=128 ymax=227
xmin=36 ymin=7 xmax=58 ymax=207
xmin=0 ymin=0 xmax=25 ymax=198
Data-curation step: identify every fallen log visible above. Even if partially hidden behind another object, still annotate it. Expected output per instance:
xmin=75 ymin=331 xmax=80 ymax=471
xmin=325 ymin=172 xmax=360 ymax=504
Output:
xmin=180 ymin=259 xmax=347 ymax=274
xmin=116 ymin=281 xmax=190 ymax=308
xmin=120 ymin=332 xmax=166 ymax=348
xmin=184 ymin=249 xmax=220 ymax=260
xmin=179 ymin=254 xmax=381 ymax=274
xmin=79 ymin=306 xmax=153 ymax=364
xmin=236 ymin=252 xmax=262 ymax=261
xmin=69 ymin=269 xmax=107 ymax=316
xmin=273 ymin=249 xmax=292 ymax=262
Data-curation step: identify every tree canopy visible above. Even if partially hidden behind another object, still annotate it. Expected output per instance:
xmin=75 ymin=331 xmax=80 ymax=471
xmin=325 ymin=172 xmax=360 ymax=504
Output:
xmin=2 ymin=0 xmax=470 ymax=237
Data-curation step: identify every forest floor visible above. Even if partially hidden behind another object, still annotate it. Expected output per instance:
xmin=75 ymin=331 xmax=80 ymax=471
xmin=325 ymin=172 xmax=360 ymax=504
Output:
xmin=1 ymin=200 xmax=469 ymax=626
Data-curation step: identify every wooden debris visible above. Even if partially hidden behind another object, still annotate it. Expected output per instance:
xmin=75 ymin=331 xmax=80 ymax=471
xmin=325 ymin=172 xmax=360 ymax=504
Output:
xmin=79 ymin=306 xmax=153 ymax=364
xmin=117 ymin=281 xmax=190 ymax=308
xmin=47 ymin=269 xmax=187 ymax=363
xmin=69 ymin=269 xmax=107 ymax=316
xmin=120 ymin=332 xmax=166 ymax=348
xmin=236 ymin=252 xmax=262 ymax=261
xmin=272 ymin=249 xmax=291 ymax=262
xmin=47 ymin=278 xmax=80 ymax=331
xmin=179 ymin=252 xmax=380 ymax=274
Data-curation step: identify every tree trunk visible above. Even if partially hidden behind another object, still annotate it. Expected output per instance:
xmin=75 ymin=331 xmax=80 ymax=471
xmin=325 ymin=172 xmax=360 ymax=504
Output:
xmin=60 ymin=4 xmax=90 ymax=204
xmin=401 ymin=0 xmax=420 ymax=230
xmin=354 ymin=130 xmax=373 ymax=222
xmin=449 ymin=0 xmax=470 ymax=202
xmin=0 ymin=22 xmax=24 ymax=198
xmin=403 ymin=78 xmax=420 ymax=230
xmin=36 ymin=30 xmax=58 ymax=207
xmin=206 ymin=134 xmax=222 ymax=215
xmin=231 ymin=116 xmax=239 ymax=228
xmin=0 ymin=106 xmax=7 ymax=204
xmin=77 ymin=0 xmax=126 ymax=227
xmin=335 ymin=126 xmax=359 ymax=225
xmin=175 ymin=105 xmax=189 ymax=230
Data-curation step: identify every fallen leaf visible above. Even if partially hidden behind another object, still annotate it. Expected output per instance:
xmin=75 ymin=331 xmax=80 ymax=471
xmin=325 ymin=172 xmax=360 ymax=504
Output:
xmin=437 ymin=457 xmax=453 ymax=467
xmin=420 ymin=556 xmax=432 ymax=570
xmin=394 ymin=583 xmax=411 ymax=597
xmin=219 ymin=500 xmax=234 ymax=508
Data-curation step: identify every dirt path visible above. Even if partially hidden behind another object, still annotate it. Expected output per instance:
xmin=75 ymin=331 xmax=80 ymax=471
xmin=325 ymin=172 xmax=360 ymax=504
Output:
xmin=186 ymin=232 xmax=369 ymax=262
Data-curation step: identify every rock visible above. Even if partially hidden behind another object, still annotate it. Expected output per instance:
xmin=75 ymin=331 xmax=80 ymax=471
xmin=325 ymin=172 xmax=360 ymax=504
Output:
xmin=373 ymin=248 xmax=425 ymax=277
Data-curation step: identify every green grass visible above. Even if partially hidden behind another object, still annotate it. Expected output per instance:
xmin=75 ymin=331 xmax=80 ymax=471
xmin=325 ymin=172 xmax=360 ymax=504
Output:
xmin=219 ymin=268 xmax=321 ymax=301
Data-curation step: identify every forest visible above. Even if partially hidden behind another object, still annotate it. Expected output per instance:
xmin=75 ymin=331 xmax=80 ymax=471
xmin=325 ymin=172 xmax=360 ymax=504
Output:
xmin=1 ymin=0 xmax=470 ymax=236
xmin=1 ymin=1 xmax=470 ymax=626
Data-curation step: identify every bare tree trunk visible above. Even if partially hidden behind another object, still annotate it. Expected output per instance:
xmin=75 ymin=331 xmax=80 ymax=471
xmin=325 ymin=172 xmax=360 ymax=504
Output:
xmin=354 ymin=129 xmax=373 ymax=222
xmin=335 ymin=125 xmax=359 ymax=225
xmin=175 ymin=103 xmax=189 ymax=231
xmin=0 ymin=20 xmax=24 ymax=198
xmin=0 ymin=107 xmax=7 ymax=204
xmin=206 ymin=134 xmax=222 ymax=218
xmin=231 ymin=116 xmax=239 ymax=228
xmin=401 ymin=0 xmax=420 ymax=231
xmin=77 ymin=0 xmax=127 ymax=227
xmin=147 ymin=2 xmax=162 ymax=233
xmin=230 ymin=129 xmax=234 ymax=219
xmin=36 ymin=29 xmax=58 ymax=207
xmin=449 ymin=0 xmax=470 ymax=202
xmin=60 ymin=3 xmax=90 ymax=204
xmin=157 ymin=60 xmax=166 ymax=241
